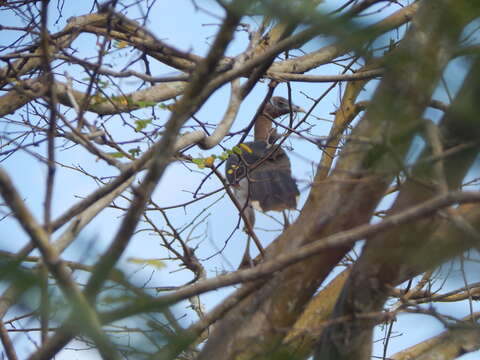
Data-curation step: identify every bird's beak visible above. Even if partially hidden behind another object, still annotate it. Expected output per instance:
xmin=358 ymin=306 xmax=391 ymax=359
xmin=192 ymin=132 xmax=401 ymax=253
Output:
xmin=292 ymin=104 xmax=306 ymax=113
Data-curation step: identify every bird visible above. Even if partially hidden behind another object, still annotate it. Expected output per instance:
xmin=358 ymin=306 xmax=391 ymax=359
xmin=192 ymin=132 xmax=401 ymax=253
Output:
xmin=225 ymin=96 xmax=304 ymax=265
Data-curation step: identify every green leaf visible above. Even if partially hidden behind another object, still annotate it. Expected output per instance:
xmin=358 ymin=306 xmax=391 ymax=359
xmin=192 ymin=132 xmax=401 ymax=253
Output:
xmin=134 ymin=118 xmax=152 ymax=131
xmin=108 ymin=152 xmax=125 ymax=158
xmin=101 ymin=294 xmax=133 ymax=304
xmin=128 ymin=147 xmax=141 ymax=157
xmin=98 ymin=79 xmax=109 ymax=88
xmin=232 ymin=146 xmax=243 ymax=155
xmin=135 ymin=100 xmax=157 ymax=108
xmin=192 ymin=158 xmax=205 ymax=169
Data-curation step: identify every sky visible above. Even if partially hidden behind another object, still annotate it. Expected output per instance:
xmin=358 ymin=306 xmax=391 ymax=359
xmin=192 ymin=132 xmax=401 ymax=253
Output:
xmin=0 ymin=0 xmax=479 ymax=359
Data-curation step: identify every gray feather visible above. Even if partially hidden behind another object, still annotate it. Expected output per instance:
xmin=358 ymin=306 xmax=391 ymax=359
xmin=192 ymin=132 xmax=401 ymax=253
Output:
xmin=225 ymin=141 xmax=299 ymax=213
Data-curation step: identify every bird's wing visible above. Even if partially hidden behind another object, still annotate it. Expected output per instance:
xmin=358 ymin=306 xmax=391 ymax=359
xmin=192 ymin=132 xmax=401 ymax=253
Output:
xmin=225 ymin=141 xmax=299 ymax=212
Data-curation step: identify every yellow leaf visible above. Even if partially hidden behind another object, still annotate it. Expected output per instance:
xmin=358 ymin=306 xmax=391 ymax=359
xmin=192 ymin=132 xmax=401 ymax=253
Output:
xmin=204 ymin=156 xmax=215 ymax=167
xmin=115 ymin=40 xmax=129 ymax=49
xmin=239 ymin=143 xmax=253 ymax=153
xmin=91 ymin=93 xmax=105 ymax=104
xmin=116 ymin=96 xmax=129 ymax=106
xmin=128 ymin=258 xmax=166 ymax=269
xmin=164 ymin=103 xmax=176 ymax=111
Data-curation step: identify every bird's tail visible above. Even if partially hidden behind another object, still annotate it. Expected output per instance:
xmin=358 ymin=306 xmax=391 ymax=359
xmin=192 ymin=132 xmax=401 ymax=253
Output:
xmin=249 ymin=169 xmax=299 ymax=212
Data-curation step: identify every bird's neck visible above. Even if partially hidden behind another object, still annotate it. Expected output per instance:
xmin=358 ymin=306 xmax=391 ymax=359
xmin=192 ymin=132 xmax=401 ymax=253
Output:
xmin=254 ymin=113 xmax=273 ymax=142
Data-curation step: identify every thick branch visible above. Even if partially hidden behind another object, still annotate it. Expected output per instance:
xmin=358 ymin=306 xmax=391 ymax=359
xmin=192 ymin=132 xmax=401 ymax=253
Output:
xmin=392 ymin=314 xmax=480 ymax=360
xmin=316 ymin=18 xmax=480 ymax=358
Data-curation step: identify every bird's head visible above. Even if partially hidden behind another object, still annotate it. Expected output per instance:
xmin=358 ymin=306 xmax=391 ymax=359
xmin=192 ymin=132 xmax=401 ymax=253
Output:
xmin=264 ymin=96 xmax=305 ymax=118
